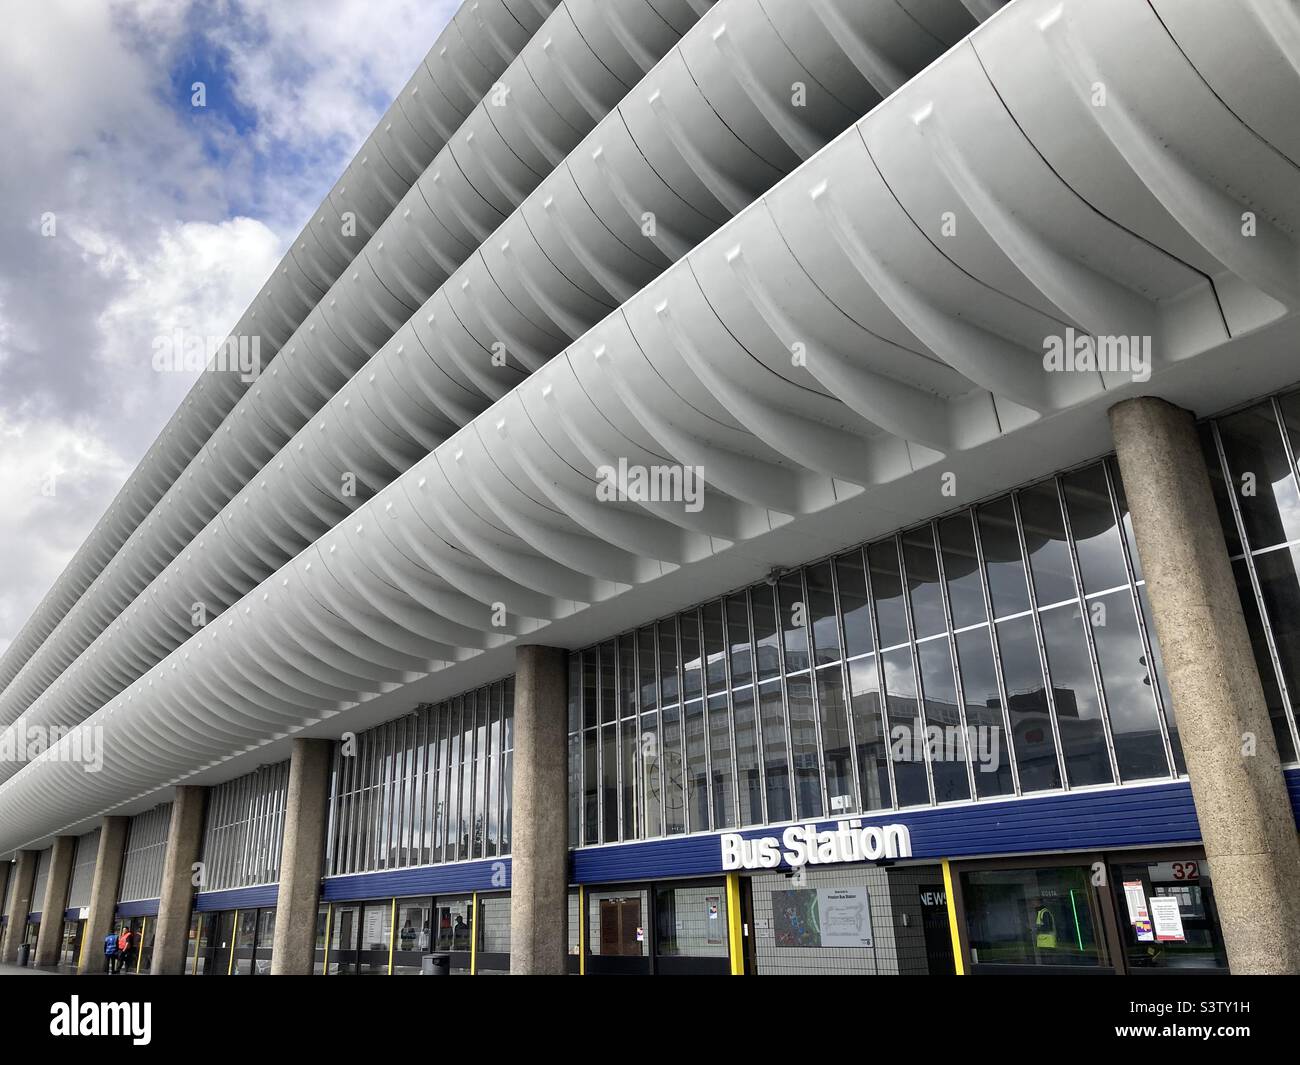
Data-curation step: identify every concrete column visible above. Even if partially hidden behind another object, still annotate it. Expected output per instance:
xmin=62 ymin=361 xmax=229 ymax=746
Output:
xmin=33 ymin=836 xmax=77 ymax=967
xmin=150 ymin=786 xmax=208 ymax=975
xmin=509 ymin=645 xmax=570 ymax=975
xmin=270 ymin=738 xmax=333 ymax=974
xmin=0 ymin=850 xmax=39 ymax=963
xmin=1110 ymin=396 xmax=1300 ymax=974
xmin=78 ymin=817 xmax=129 ymax=975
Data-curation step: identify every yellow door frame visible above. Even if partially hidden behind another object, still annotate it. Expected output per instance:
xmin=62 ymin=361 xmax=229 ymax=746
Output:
xmin=725 ymin=873 xmax=744 ymax=975
xmin=387 ymin=898 xmax=397 ymax=975
xmin=191 ymin=913 xmax=203 ymax=975
xmin=469 ymin=892 xmax=479 ymax=975
xmin=227 ymin=910 xmax=239 ymax=975
xmin=942 ymin=859 xmax=965 ymax=976
xmin=321 ymin=904 xmax=332 ymax=976
xmin=136 ymin=916 xmax=147 ymax=974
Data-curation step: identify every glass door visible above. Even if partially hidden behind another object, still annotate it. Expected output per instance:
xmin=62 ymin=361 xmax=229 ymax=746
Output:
xmin=206 ymin=911 xmax=237 ymax=976
xmin=358 ymin=902 xmax=392 ymax=974
xmin=252 ymin=910 xmax=275 ymax=974
xmin=433 ymin=896 xmax=474 ymax=974
xmin=328 ymin=905 xmax=360 ymax=975
xmin=391 ymin=898 xmax=433 ymax=975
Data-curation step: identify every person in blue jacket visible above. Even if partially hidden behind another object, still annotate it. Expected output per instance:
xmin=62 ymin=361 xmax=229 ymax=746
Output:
xmin=103 ymin=930 xmax=119 ymax=974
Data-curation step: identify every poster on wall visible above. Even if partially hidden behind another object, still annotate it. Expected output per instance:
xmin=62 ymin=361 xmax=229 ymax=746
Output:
xmin=1122 ymin=880 xmax=1154 ymax=942
xmin=706 ymin=895 xmax=722 ymax=944
xmin=1150 ymin=895 xmax=1187 ymax=942
xmin=772 ymin=886 xmax=873 ymax=948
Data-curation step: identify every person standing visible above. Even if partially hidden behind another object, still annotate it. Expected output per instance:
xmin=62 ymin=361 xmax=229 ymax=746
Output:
xmin=103 ymin=930 xmax=119 ymax=974
xmin=117 ymin=925 xmax=136 ymax=974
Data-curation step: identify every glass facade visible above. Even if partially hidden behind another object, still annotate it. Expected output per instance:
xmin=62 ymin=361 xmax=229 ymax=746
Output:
xmin=117 ymin=804 xmax=172 ymax=903
xmin=29 ymin=848 xmax=50 ymax=915
xmin=569 ymin=459 xmax=1181 ymax=845
xmin=199 ymin=762 xmax=290 ymax=892
xmin=324 ymin=678 xmax=514 ymax=876
xmin=66 ymin=829 xmax=100 ymax=911
xmin=1203 ymin=391 xmax=1300 ymax=761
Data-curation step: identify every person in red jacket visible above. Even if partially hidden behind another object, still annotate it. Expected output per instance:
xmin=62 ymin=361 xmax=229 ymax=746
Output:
xmin=117 ymin=926 xmax=136 ymax=973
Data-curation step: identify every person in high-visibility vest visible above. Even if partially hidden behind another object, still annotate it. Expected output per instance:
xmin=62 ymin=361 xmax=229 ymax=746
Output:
xmin=1033 ymin=899 xmax=1057 ymax=950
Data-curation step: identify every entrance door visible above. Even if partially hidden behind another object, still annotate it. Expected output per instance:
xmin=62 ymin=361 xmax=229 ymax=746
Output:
xmin=328 ymin=905 xmax=360 ymax=975
xmin=918 ymin=884 xmax=955 ymax=975
xmin=586 ymin=888 xmax=650 ymax=975
xmin=207 ymin=911 xmax=237 ymax=975
xmin=358 ymin=902 xmax=392 ymax=974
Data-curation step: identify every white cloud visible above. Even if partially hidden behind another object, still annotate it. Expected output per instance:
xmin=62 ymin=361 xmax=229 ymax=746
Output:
xmin=0 ymin=0 xmax=462 ymax=650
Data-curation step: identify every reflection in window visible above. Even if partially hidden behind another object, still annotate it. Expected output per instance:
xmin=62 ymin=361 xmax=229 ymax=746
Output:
xmin=939 ymin=512 xmax=987 ymax=629
xmin=1233 ymin=560 xmax=1298 ymax=763
xmin=847 ymin=656 xmax=891 ymax=811
xmin=902 ymin=527 xmax=946 ymax=639
xmin=997 ymin=615 xmax=1061 ymax=792
xmin=979 ymin=497 xmax=1031 ymax=618
xmin=1039 ymin=603 xmax=1111 ymax=788
xmin=1062 ymin=464 xmax=1129 ymax=594
xmin=954 ymin=628 xmax=1014 ymax=798
xmin=1216 ymin=403 xmax=1300 ymax=550
xmin=882 ymin=647 xmax=928 ymax=807
xmin=962 ymin=865 xmax=1108 ymax=968
xmin=1090 ymin=591 xmax=1169 ymax=781
xmin=917 ymin=637 xmax=970 ymax=803
xmin=1019 ymin=482 xmax=1076 ymax=606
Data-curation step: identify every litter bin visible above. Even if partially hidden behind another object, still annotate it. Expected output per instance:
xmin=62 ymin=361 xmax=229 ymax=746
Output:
xmin=421 ymin=953 xmax=450 ymax=976
xmin=17 ymin=943 xmax=31 ymax=967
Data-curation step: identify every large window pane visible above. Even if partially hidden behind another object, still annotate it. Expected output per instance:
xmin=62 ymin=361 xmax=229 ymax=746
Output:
xmin=1039 ymin=603 xmax=1112 ymax=787
xmin=917 ymin=638 xmax=970 ymax=803
xmin=954 ymin=627 xmax=1014 ymax=798
xmin=1249 ymin=547 xmax=1300 ymax=761
xmin=582 ymin=728 xmax=598 ymax=845
xmin=708 ymin=693 xmax=735 ymax=829
xmin=1062 ymin=463 xmax=1129 ymax=594
xmin=602 ymin=723 xmax=618 ymax=842
xmin=816 ymin=666 xmax=855 ymax=814
xmin=751 ymin=584 xmax=782 ymax=682
xmin=1195 ymin=430 xmax=1242 ymax=559
xmin=778 ymin=574 xmax=811 ymax=673
xmin=962 ymin=865 xmax=1108 ymax=969
xmin=1090 ymin=591 xmax=1169 ymax=781
xmin=847 ymin=656 xmax=891 ymax=811
xmin=1019 ymin=482 xmax=1076 ymax=606
xmin=835 ymin=550 xmax=873 ymax=658
xmin=979 ymin=498 xmax=1031 ymax=618
xmin=786 ymin=674 xmax=823 ymax=819
xmin=806 ymin=562 xmax=842 ymax=665
xmin=1216 ymin=403 xmax=1300 ymax=549
xmin=996 ymin=615 xmax=1061 ymax=792
xmin=902 ymin=526 xmax=946 ymax=638
xmin=939 ymin=512 xmax=987 ymax=629
xmin=658 ymin=619 xmax=685 ymax=834
xmin=759 ymin=680 xmax=792 ymax=823
xmin=680 ymin=612 xmax=709 ymax=833
xmin=726 ymin=596 xmax=753 ymax=686
xmin=732 ymin=686 xmax=763 ymax=826
xmin=868 ymin=540 xmax=909 ymax=648
xmin=882 ymin=647 xmax=928 ymax=806
xmin=1232 ymin=560 xmax=1297 ymax=762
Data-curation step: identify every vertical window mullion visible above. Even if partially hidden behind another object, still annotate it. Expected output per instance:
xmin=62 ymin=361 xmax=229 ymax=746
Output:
xmin=931 ymin=518 xmax=979 ymax=803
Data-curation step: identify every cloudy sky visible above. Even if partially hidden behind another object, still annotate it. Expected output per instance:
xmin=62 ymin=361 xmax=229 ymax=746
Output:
xmin=0 ymin=0 xmax=459 ymax=654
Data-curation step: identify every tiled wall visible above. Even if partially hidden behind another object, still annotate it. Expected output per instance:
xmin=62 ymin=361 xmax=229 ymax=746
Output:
xmin=750 ymin=864 xmax=944 ymax=975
